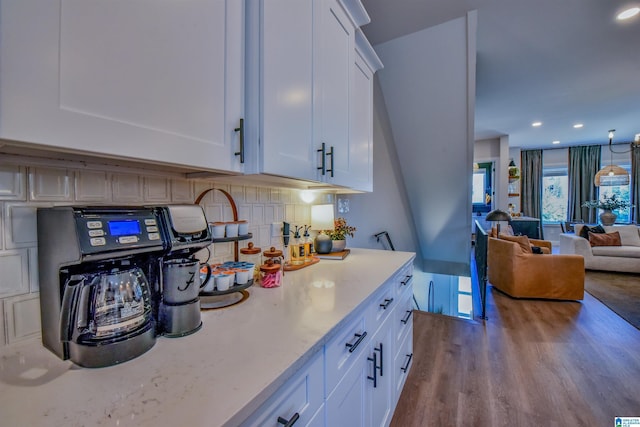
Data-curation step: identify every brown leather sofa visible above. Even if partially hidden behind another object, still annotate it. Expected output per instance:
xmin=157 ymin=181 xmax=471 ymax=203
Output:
xmin=488 ymin=236 xmax=585 ymax=300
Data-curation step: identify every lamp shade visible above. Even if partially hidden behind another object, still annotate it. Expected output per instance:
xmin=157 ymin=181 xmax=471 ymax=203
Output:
xmin=594 ymin=165 xmax=630 ymax=186
xmin=486 ymin=209 xmax=511 ymax=222
xmin=311 ymin=204 xmax=334 ymax=231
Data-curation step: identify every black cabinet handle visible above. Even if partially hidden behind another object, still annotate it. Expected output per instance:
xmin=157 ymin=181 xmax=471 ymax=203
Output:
xmin=234 ymin=118 xmax=245 ymax=164
xmin=401 ymin=310 xmax=413 ymax=324
xmin=317 ymin=142 xmax=326 ymax=175
xmin=367 ymin=351 xmax=378 ymax=388
xmin=277 ymin=413 xmax=299 ymax=427
xmin=401 ymin=353 xmax=413 ymax=373
xmin=345 ymin=331 xmax=367 ymax=353
xmin=374 ymin=342 xmax=384 ymax=377
xmin=326 ymin=145 xmax=334 ymax=177
xmin=379 ymin=298 xmax=394 ymax=309
xmin=401 ymin=274 xmax=413 ymax=286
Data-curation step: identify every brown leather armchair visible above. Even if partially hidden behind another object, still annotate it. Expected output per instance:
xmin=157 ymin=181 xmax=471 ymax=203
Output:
xmin=488 ymin=236 xmax=585 ymax=300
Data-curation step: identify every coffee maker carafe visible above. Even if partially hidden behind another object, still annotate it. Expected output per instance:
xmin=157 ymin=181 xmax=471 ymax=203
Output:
xmin=37 ymin=206 xmax=164 ymax=368
xmin=60 ymin=265 xmax=154 ymax=359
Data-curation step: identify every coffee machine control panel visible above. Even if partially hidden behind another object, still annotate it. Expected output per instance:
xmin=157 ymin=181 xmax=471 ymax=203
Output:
xmin=74 ymin=208 xmax=165 ymax=255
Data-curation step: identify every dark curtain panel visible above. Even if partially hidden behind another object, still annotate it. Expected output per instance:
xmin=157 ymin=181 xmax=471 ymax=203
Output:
xmin=521 ymin=149 xmax=543 ymax=231
xmin=632 ymin=147 xmax=640 ymax=223
xmin=568 ymin=145 xmax=601 ymax=223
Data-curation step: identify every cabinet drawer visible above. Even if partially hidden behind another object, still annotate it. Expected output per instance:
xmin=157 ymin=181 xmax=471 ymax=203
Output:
xmin=393 ymin=264 xmax=414 ymax=297
xmin=393 ymin=330 xmax=414 ymax=404
xmin=366 ymin=282 xmax=396 ymax=335
xmin=240 ymin=351 xmax=325 ymax=427
xmin=393 ymin=286 xmax=414 ymax=355
xmin=325 ymin=310 xmax=369 ymax=395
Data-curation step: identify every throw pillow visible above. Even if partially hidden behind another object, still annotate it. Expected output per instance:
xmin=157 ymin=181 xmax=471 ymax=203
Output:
xmin=579 ymin=224 xmax=605 ymax=240
xmin=588 ymin=231 xmax=622 ymax=247
xmin=499 ymin=233 xmax=533 ymax=253
xmin=490 ymin=225 xmax=514 ymax=238
xmin=603 ymin=225 xmax=640 ymax=247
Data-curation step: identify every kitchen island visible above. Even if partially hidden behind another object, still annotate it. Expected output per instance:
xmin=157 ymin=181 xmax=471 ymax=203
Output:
xmin=0 ymin=248 xmax=415 ymax=427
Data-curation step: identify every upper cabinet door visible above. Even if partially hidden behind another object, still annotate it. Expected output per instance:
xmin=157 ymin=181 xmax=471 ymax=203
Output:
xmin=0 ymin=0 xmax=244 ymax=172
xmin=348 ymin=32 xmax=382 ymax=192
xmin=314 ymin=0 xmax=354 ymax=186
xmin=255 ymin=0 xmax=316 ymax=181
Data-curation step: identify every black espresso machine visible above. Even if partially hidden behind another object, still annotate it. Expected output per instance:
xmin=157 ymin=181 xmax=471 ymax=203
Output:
xmin=37 ymin=206 xmax=165 ymax=368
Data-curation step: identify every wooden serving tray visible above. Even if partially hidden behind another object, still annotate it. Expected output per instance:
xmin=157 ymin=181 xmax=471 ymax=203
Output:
xmin=316 ymin=249 xmax=350 ymax=260
xmin=283 ymin=256 xmax=320 ymax=271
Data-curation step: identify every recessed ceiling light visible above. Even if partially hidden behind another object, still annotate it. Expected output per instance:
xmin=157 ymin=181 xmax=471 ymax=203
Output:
xmin=532 ymin=121 xmax=542 ymax=127
xmin=617 ymin=7 xmax=640 ymax=20
xmin=573 ymin=123 xmax=584 ymax=128
xmin=552 ymin=140 xmax=560 ymax=145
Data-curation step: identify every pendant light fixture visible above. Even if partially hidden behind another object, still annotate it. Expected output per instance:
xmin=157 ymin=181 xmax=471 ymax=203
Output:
xmin=594 ymin=130 xmax=630 ymax=187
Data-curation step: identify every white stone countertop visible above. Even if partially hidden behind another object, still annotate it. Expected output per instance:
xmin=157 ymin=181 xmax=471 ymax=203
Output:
xmin=0 ymin=248 xmax=415 ymax=427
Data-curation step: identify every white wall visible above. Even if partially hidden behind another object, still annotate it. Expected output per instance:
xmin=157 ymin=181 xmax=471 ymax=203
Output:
xmin=373 ymin=12 xmax=477 ymax=276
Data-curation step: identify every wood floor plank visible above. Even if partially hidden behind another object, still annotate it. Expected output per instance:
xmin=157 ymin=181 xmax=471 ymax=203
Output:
xmin=391 ymin=287 xmax=640 ymax=426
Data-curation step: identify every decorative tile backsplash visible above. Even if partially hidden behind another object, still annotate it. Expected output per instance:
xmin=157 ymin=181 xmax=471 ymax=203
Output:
xmin=0 ymin=162 xmax=317 ymax=347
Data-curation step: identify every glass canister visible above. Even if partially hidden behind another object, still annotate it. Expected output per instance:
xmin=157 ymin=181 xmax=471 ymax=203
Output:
xmin=260 ymin=259 xmax=282 ymax=288
xmin=260 ymin=247 xmax=283 ymax=288
xmin=240 ymin=242 xmax=262 ymax=281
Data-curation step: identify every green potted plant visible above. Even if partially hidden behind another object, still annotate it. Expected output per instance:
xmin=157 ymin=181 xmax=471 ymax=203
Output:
xmin=582 ymin=194 xmax=630 ymax=225
xmin=327 ymin=217 xmax=356 ymax=252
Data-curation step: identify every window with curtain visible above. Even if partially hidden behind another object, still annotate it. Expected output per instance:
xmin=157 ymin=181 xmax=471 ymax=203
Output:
xmin=542 ymin=166 xmax=568 ymax=223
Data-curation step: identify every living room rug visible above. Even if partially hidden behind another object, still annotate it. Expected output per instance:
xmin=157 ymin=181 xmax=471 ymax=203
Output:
xmin=584 ymin=271 xmax=640 ymax=330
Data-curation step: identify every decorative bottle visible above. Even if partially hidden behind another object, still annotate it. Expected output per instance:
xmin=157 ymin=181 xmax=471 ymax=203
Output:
xmin=303 ymin=225 xmax=314 ymax=262
xmin=290 ymin=226 xmax=304 ymax=265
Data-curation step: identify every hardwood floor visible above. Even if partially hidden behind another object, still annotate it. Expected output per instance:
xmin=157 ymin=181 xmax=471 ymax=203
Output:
xmin=391 ymin=286 xmax=640 ymax=426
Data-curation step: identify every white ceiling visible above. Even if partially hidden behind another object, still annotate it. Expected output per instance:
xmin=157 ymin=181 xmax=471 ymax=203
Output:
xmin=361 ymin=0 xmax=640 ymax=149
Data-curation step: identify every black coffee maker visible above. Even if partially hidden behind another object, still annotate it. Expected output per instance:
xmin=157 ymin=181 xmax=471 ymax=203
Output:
xmin=37 ymin=206 xmax=165 ymax=368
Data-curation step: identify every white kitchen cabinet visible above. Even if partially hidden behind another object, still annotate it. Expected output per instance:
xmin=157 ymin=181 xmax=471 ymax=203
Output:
xmin=393 ymin=327 xmax=414 ymax=407
xmin=326 ymin=342 xmax=371 ymax=426
xmin=313 ymin=0 xmax=354 ymax=186
xmin=240 ymin=351 xmax=325 ymax=427
xmin=347 ymin=31 xmax=384 ymax=192
xmin=327 ymin=300 xmax=395 ymax=427
xmin=0 ymin=0 xmax=244 ymax=172
xmin=369 ymin=314 xmax=395 ymax=427
xmin=241 ymin=257 xmax=414 ymax=426
xmin=250 ymin=0 xmax=316 ymax=181
xmin=245 ymin=0 xmax=381 ymax=191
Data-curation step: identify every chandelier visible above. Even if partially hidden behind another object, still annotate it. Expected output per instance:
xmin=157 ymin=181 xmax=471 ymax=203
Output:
xmin=594 ymin=130 xmax=631 ymax=187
